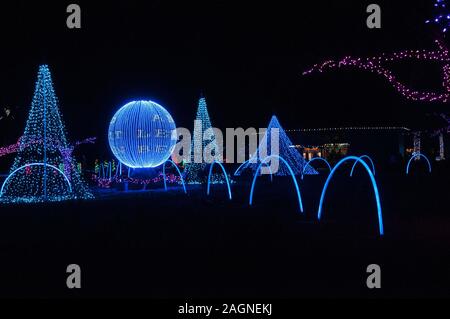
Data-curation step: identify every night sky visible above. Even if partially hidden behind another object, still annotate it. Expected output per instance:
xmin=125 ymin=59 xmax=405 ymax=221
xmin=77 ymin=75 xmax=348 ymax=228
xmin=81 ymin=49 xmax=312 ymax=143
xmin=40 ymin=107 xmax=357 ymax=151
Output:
xmin=0 ymin=1 xmax=448 ymax=157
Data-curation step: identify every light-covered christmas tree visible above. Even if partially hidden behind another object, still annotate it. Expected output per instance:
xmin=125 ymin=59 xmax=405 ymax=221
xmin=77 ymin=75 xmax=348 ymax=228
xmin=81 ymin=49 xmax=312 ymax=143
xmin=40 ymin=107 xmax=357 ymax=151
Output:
xmin=0 ymin=65 xmax=93 ymax=203
xmin=236 ymin=115 xmax=317 ymax=176
xmin=184 ymin=94 xmax=223 ymax=184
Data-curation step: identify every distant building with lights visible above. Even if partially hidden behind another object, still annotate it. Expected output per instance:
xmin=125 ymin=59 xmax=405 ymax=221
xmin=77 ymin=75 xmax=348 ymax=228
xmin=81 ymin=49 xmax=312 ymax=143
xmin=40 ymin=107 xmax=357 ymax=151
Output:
xmin=288 ymin=127 xmax=414 ymax=164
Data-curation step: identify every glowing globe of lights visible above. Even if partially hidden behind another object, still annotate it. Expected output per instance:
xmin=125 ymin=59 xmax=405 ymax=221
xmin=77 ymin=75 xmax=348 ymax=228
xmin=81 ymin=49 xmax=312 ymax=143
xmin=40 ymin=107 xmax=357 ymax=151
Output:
xmin=108 ymin=100 xmax=177 ymax=168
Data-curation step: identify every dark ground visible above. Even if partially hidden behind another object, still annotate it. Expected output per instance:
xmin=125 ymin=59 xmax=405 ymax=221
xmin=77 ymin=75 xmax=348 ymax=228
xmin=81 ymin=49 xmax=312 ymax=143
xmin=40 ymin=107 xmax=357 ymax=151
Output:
xmin=0 ymin=162 xmax=448 ymax=298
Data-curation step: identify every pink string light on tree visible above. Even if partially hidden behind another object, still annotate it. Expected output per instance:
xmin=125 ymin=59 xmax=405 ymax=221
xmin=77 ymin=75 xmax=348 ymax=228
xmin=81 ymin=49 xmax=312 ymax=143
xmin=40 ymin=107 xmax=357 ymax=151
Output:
xmin=0 ymin=141 xmax=21 ymax=158
xmin=0 ymin=136 xmax=96 ymax=166
xmin=303 ymin=40 xmax=450 ymax=103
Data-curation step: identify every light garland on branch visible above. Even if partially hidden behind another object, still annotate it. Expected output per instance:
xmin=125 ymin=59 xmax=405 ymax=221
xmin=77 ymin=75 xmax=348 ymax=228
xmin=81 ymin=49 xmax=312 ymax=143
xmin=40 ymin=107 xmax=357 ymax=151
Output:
xmin=0 ymin=141 xmax=20 ymax=157
xmin=1 ymin=136 xmax=96 ymax=183
xmin=303 ymin=40 xmax=450 ymax=103
xmin=92 ymin=172 xmax=182 ymax=188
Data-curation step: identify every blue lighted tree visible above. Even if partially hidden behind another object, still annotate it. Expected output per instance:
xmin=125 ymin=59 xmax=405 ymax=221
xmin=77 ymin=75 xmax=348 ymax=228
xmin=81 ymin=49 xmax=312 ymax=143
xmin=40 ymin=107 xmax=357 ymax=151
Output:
xmin=0 ymin=65 xmax=93 ymax=203
xmin=184 ymin=95 xmax=224 ymax=184
xmin=236 ymin=115 xmax=317 ymax=176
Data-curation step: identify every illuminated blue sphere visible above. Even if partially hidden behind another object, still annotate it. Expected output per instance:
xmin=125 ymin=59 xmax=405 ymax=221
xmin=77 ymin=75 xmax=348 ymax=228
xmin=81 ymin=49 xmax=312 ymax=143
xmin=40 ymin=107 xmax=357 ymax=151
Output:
xmin=108 ymin=100 xmax=177 ymax=168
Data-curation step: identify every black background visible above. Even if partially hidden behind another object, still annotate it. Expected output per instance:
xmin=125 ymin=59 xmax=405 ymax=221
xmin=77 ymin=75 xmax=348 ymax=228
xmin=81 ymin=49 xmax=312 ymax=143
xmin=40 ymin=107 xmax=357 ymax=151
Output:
xmin=0 ymin=0 xmax=449 ymax=304
xmin=0 ymin=0 xmax=447 ymax=153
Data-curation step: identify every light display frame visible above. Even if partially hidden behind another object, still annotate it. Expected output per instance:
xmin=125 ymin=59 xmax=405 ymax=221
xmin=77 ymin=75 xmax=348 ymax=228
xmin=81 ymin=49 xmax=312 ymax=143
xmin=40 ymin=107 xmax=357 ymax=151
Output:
xmin=108 ymin=100 xmax=177 ymax=169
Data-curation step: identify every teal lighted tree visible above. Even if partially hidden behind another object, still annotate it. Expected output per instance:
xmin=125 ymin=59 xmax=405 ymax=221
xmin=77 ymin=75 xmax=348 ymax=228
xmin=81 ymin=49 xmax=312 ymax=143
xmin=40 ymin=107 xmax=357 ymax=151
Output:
xmin=184 ymin=94 xmax=224 ymax=184
xmin=0 ymin=65 xmax=93 ymax=203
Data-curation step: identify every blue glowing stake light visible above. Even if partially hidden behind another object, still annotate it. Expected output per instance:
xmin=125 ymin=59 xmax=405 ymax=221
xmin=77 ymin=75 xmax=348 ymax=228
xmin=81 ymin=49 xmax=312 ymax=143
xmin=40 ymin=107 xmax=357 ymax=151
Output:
xmin=249 ymin=155 xmax=304 ymax=213
xmin=163 ymin=159 xmax=187 ymax=194
xmin=317 ymin=156 xmax=384 ymax=236
xmin=207 ymin=161 xmax=232 ymax=200
xmin=301 ymin=157 xmax=332 ymax=180
xmin=350 ymin=155 xmax=376 ymax=177
xmin=234 ymin=158 xmax=273 ymax=182
xmin=406 ymin=153 xmax=432 ymax=175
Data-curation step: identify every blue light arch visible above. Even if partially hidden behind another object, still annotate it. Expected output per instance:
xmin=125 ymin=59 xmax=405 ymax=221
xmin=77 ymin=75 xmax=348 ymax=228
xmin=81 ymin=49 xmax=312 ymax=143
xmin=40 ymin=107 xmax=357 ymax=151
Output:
xmin=0 ymin=163 xmax=73 ymax=197
xmin=350 ymin=155 xmax=376 ymax=177
xmin=249 ymin=155 xmax=304 ymax=213
xmin=317 ymin=156 xmax=384 ymax=236
xmin=406 ymin=153 xmax=432 ymax=175
xmin=264 ymin=163 xmax=274 ymax=182
xmin=234 ymin=158 xmax=253 ymax=176
xmin=207 ymin=161 xmax=232 ymax=200
xmin=162 ymin=160 xmax=187 ymax=194
xmin=301 ymin=157 xmax=332 ymax=180
xmin=234 ymin=159 xmax=273 ymax=182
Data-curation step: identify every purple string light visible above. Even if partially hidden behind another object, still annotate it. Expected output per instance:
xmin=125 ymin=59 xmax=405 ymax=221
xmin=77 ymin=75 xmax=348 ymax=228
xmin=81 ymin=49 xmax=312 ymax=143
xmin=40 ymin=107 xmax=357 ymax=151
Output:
xmin=303 ymin=40 xmax=450 ymax=103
